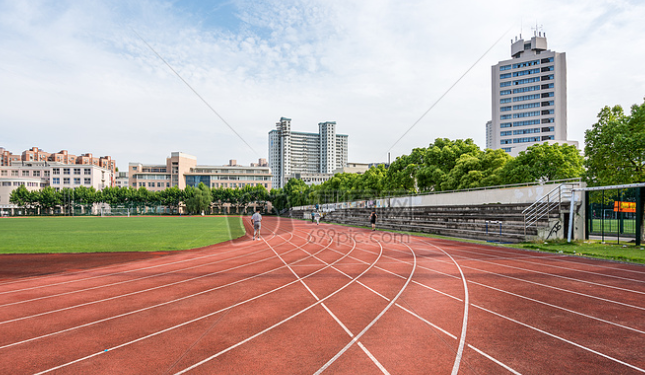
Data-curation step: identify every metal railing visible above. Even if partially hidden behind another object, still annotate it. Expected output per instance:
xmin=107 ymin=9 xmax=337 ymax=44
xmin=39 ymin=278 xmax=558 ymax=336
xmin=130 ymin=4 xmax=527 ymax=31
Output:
xmin=523 ymin=182 xmax=580 ymax=235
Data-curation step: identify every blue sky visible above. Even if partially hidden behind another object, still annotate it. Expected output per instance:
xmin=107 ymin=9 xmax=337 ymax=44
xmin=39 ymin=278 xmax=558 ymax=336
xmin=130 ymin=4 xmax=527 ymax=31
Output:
xmin=1 ymin=0 xmax=644 ymax=170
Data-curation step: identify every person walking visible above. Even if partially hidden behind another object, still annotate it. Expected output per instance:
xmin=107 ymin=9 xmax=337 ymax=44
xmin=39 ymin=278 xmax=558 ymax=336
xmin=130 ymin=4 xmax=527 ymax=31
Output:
xmin=250 ymin=209 xmax=262 ymax=240
xmin=314 ymin=211 xmax=321 ymax=225
xmin=369 ymin=211 xmax=377 ymax=231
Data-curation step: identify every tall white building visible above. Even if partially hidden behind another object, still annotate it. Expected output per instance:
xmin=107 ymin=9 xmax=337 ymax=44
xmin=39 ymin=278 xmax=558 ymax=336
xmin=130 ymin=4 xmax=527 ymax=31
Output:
xmin=491 ymin=32 xmax=577 ymax=156
xmin=268 ymin=117 xmax=348 ymax=189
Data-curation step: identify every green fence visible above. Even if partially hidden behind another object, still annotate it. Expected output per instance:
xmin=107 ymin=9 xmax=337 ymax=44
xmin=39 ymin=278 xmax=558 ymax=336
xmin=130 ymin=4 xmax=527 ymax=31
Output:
xmin=586 ymin=186 xmax=643 ymax=245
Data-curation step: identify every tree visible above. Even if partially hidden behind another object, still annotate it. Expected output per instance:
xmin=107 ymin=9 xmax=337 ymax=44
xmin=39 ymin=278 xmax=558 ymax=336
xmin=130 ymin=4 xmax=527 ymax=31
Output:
xmin=9 ymin=185 xmax=35 ymax=214
xmin=584 ymin=99 xmax=645 ymax=186
xmin=499 ymin=142 xmax=584 ymax=184
xmin=185 ymin=183 xmax=212 ymax=214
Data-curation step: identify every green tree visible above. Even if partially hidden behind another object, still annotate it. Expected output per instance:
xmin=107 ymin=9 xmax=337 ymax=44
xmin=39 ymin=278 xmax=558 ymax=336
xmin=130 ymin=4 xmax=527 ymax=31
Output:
xmin=584 ymin=99 xmax=645 ymax=186
xmin=185 ymin=183 xmax=212 ymax=214
xmin=499 ymin=142 xmax=584 ymax=184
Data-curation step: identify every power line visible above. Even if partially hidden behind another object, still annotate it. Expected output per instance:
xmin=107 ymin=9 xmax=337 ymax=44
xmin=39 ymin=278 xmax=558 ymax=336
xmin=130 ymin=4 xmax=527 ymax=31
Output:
xmin=131 ymin=28 xmax=260 ymax=157
xmin=386 ymin=25 xmax=514 ymax=156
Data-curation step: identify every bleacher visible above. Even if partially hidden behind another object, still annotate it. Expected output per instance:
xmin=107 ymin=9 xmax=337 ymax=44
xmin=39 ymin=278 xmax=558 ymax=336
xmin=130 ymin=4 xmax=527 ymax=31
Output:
xmin=288 ymin=203 xmax=567 ymax=243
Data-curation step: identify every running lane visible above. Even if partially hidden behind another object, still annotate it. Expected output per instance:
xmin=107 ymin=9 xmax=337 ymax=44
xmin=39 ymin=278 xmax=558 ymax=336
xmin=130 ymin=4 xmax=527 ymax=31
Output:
xmin=1 ymin=217 xmax=643 ymax=374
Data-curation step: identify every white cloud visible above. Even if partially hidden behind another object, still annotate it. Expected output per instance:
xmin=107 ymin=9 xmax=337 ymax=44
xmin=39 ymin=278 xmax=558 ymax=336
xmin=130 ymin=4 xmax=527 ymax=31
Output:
xmin=1 ymin=0 xmax=644 ymax=170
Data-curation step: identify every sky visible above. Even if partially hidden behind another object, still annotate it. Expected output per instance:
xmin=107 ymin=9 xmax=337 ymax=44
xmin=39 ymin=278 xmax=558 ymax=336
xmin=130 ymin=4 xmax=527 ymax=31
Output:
xmin=1 ymin=0 xmax=644 ymax=170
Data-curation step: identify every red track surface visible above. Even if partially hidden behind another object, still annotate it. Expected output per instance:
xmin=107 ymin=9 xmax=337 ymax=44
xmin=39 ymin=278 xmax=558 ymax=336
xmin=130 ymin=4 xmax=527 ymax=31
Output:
xmin=1 ymin=217 xmax=644 ymax=374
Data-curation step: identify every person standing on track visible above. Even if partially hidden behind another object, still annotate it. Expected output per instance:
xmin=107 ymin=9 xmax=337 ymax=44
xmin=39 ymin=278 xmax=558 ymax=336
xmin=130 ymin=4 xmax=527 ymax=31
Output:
xmin=250 ymin=209 xmax=262 ymax=240
xmin=314 ymin=211 xmax=321 ymax=225
xmin=369 ymin=211 xmax=377 ymax=231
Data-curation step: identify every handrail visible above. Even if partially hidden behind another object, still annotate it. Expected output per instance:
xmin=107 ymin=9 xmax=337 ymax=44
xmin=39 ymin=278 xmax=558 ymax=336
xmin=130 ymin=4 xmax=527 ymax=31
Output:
xmin=522 ymin=182 xmax=581 ymax=236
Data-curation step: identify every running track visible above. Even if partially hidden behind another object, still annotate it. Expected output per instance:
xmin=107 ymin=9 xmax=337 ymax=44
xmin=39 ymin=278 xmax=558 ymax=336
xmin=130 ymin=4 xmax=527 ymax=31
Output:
xmin=1 ymin=217 xmax=644 ymax=374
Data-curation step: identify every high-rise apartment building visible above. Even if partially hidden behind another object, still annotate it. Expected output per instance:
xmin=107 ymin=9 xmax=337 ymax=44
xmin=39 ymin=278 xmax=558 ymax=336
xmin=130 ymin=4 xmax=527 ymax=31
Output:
xmin=491 ymin=32 xmax=577 ymax=156
xmin=268 ymin=117 xmax=348 ymax=189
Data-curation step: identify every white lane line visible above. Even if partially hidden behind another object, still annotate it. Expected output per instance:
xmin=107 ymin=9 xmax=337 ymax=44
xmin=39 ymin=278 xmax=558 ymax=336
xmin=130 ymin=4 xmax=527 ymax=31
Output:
xmin=0 ymin=232 xmax=287 ymax=296
xmin=473 ymin=304 xmax=645 ymax=373
xmin=0 ymin=230 xmax=302 ymax=323
xmin=425 ymin=239 xmax=645 ymax=277
xmin=434 ymin=244 xmax=645 ymax=285
xmin=319 ymin=247 xmax=522 ymax=375
xmin=313 ymin=243 xmax=416 ymax=375
xmin=358 ymin=342 xmax=391 ymax=375
xmin=356 ymin=237 xmax=645 ymax=372
xmin=469 ymin=280 xmax=645 ymax=335
xmin=170 ymin=238 xmax=385 ymax=374
xmin=287 ymin=236 xmax=393 ymax=374
xmin=421 ymin=240 xmax=469 ymax=375
xmin=33 ymin=246 xmax=360 ymax=375
xmin=0 ymin=246 xmax=275 ymax=308
xmin=0 ymin=234 xmax=337 ymax=349
xmin=467 ymin=344 xmax=522 ymax=375
xmin=383 ymin=243 xmax=645 ymax=312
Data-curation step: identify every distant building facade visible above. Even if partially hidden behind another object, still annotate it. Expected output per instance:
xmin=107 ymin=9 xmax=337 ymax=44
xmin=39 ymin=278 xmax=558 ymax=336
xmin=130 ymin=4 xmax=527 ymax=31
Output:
xmin=0 ymin=161 xmax=114 ymax=210
xmin=129 ymin=153 xmax=272 ymax=192
xmin=491 ymin=32 xmax=577 ymax=156
xmin=268 ymin=117 xmax=348 ymax=189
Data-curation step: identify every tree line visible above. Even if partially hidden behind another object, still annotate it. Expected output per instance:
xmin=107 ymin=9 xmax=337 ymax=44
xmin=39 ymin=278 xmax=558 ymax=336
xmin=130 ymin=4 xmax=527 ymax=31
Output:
xmin=10 ymin=183 xmax=270 ymax=215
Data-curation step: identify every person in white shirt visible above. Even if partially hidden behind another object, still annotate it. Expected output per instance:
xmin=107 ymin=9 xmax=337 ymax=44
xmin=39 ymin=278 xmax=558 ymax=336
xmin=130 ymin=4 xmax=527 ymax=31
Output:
xmin=250 ymin=209 xmax=262 ymax=240
xmin=314 ymin=211 xmax=321 ymax=225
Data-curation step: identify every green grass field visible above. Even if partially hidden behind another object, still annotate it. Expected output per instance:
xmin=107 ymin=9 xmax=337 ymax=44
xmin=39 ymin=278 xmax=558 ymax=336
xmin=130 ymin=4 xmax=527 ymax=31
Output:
xmin=589 ymin=218 xmax=637 ymax=235
xmin=0 ymin=216 xmax=246 ymax=254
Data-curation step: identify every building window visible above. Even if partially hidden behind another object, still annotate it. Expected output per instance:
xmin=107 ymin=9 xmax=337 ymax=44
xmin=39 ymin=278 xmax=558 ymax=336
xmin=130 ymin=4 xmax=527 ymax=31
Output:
xmin=500 ymin=81 xmax=512 ymax=87
xmin=541 ymin=101 xmax=554 ymax=107
xmin=0 ymin=170 xmax=6 ymax=176
xmin=541 ymin=118 xmax=555 ymax=124
xmin=44 ymin=170 xmax=50 ymax=177
xmin=541 ymin=92 xmax=554 ymax=98
xmin=148 ymin=182 xmax=154 ymax=187
xmin=500 ymin=106 xmax=512 ymax=112
xmin=74 ymin=178 xmax=81 ymax=184
xmin=53 ymin=178 xmax=60 ymax=184
xmin=513 ymin=77 xmax=541 ymax=85
xmin=84 ymin=168 xmax=91 ymax=175
xmin=33 ymin=171 xmax=41 ymax=177
xmin=513 ymin=136 xmax=541 ymax=143
xmin=541 ymin=74 xmax=554 ymax=81
xmin=500 ymin=131 xmax=512 ymax=136
xmin=500 ymin=65 xmax=511 ymax=71
xmin=63 ymin=178 xmax=70 ymax=184
xmin=63 ymin=168 xmax=70 ymax=175
xmin=541 ymin=126 xmax=555 ymax=132
xmin=541 ymin=65 xmax=554 ymax=72
xmin=513 ymin=128 xmax=541 ymax=135
xmin=541 ymin=57 xmax=554 ymax=64
xmin=500 ymin=139 xmax=512 ymax=145
xmin=84 ymin=178 xmax=91 ymax=184
xmin=512 ymin=59 xmax=539 ymax=69
xmin=541 ymin=83 xmax=554 ymax=89
xmin=542 ymin=135 xmax=555 ymax=141
xmin=132 ymin=182 xmax=136 ymax=187
xmin=53 ymin=168 xmax=60 ymax=175
xmin=513 ymin=102 xmax=541 ymax=110
xmin=512 ymin=68 xmax=540 ymax=77
xmin=22 ymin=170 xmax=29 ymax=177
xmin=500 ymin=90 xmax=511 ymax=96
xmin=513 ymin=85 xmax=540 ymax=94
xmin=11 ymin=170 xmax=19 ymax=177
xmin=513 ymin=120 xmax=541 ymax=127
xmin=541 ymin=109 xmax=555 ymax=115
xmin=500 ymin=122 xmax=512 ymax=128
xmin=500 ymin=98 xmax=512 ymax=104
xmin=74 ymin=168 xmax=81 ymax=175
